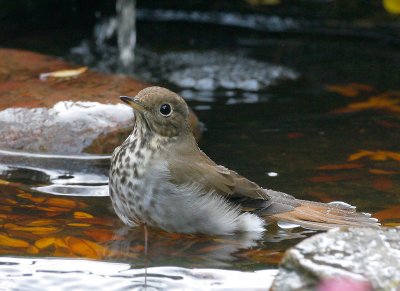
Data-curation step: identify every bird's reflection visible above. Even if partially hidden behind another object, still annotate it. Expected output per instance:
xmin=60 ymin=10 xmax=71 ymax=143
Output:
xmin=105 ymin=224 xmax=315 ymax=268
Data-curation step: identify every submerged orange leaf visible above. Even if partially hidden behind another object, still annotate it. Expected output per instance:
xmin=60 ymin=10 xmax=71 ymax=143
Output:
xmin=84 ymin=229 xmax=120 ymax=242
xmin=35 ymin=237 xmax=56 ymax=249
xmin=65 ymin=236 xmax=107 ymax=259
xmin=0 ymin=233 xmax=30 ymax=248
xmin=21 ymin=219 xmax=57 ymax=227
xmin=334 ymin=94 xmax=400 ymax=114
xmin=239 ymin=249 xmax=284 ymax=264
xmin=34 ymin=206 xmax=71 ymax=212
xmin=26 ymin=245 xmax=39 ymax=255
xmin=74 ymin=211 xmax=94 ymax=219
xmin=326 ymin=83 xmax=374 ymax=97
xmin=67 ymin=223 xmax=91 ymax=227
xmin=4 ymin=223 xmax=60 ymax=235
xmin=0 ymin=205 xmax=12 ymax=212
xmin=326 ymin=84 xmax=359 ymax=97
xmin=46 ymin=198 xmax=81 ymax=209
xmin=17 ymin=193 xmax=46 ymax=203
xmin=54 ymin=242 xmax=74 ymax=257
xmin=348 ymin=150 xmax=400 ymax=162
xmin=17 ymin=193 xmax=87 ymax=209
xmin=55 ymin=238 xmax=69 ymax=249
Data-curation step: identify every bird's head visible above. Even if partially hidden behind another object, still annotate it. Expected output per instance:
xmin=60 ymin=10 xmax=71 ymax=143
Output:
xmin=121 ymin=86 xmax=191 ymax=138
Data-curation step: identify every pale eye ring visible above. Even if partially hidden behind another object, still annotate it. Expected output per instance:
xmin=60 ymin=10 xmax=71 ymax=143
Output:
xmin=159 ymin=103 xmax=172 ymax=116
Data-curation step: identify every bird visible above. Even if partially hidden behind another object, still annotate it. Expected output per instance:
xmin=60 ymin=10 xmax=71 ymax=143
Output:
xmin=109 ymin=86 xmax=379 ymax=235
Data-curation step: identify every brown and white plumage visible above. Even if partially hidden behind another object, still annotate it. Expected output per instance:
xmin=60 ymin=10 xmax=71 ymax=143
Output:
xmin=109 ymin=86 xmax=379 ymax=235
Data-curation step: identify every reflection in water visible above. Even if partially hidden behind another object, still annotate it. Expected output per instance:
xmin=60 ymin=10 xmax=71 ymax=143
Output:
xmin=0 ymin=176 xmax=313 ymax=269
xmin=0 ymin=150 xmax=109 ymax=196
xmin=71 ymin=44 xmax=298 ymax=96
xmin=0 ymin=257 xmax=277 ymax=290
xmin=136 ymin=9 xmax=299 ymax=32
xmin=141 ymin=50 xmax=298 ymax=92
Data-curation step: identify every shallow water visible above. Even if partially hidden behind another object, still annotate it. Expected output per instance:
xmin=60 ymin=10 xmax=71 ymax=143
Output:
xmin=1 ymin=7 xmax=400 ymax=290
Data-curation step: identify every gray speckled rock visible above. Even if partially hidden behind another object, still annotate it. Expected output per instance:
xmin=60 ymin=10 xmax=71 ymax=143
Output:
xmin=272 ymin=227 xmax=400 ymax=291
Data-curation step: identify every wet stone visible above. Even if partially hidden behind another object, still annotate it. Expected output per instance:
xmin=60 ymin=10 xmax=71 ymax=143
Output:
xmin=272 ymin=227 xmax=400 ymax=291
xmin=0 ymin=48 xmax=201 ymax=155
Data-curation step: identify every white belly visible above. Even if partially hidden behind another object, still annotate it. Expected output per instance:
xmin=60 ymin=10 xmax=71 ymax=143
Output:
xmin=111 ymin=160 xmax=265 ymax=235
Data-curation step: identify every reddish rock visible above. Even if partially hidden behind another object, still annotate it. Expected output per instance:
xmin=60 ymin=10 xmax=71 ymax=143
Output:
xmin=0 ymin=49 xmax=201 ymax=154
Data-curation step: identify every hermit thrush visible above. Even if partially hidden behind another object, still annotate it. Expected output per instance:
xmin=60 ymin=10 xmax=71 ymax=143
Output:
xmin=109 ymin=86 xmax=378 ymax=235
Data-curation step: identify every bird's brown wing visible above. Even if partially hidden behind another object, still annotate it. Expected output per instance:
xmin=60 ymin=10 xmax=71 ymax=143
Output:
xmin=167 ymin=147 xmax=274 ymax=212
xmin=167 ymin=143 xmax=379 ymax=230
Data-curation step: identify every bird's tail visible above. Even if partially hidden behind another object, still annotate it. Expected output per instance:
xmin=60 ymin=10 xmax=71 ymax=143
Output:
xmin=261 ymin=189 xmax=379 ymax=230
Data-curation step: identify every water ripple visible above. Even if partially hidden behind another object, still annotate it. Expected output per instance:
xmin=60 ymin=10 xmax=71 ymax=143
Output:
xmin=0 ymin=257 xmax=277 ymax=290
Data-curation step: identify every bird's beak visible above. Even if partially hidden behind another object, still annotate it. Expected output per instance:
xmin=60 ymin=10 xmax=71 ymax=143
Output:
xmin=120 ymin=96 xmax=146 ymax=112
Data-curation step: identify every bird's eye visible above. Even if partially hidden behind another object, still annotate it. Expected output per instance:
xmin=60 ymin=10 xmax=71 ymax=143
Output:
xmin=159 ymin=103 xmax=172 ymax=116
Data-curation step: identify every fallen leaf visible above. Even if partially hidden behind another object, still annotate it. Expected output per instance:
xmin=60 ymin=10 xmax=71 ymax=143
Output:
xmin=55 ymin=238 xmax=69 ymax=249
xmin=35 ymin=237 xmax=56 ymax=249
xmin=369 ymin=169 xmax=398 ymax=175
xmin=326 ymin=83 xmax=374 ymax=98
xmin=74 ymin=211 xmax=94 ymax=219
xmin=65 ymin=236 xmax=107 ymax=259
xmin=17 ymin=193 xmax=87 ymax=209
xmin=78 ymin=217 xmax=115 ymax=226
xmin=32 ymin=205 xmax=71 ymax=212
xmin=0 ymin=233 xmax=30 ymax=248
xmin=84 ymin=229 xmax=120 ymax=242
xmin=334 ymin=94 xmax=400 ymax=114
xmin=317 ymin=163 xmax=364 ymax=170
xmin=4 ymin=223 xmax=60 ymax=235
xmin=6 ymin=229 xmax=41 ymax=241
xmin=326 ymin=84 xmax=359 ymax=97
xmin=67 ymin=223 xmax=91 ymax=227
xmin=238 ymin=249 xmax=284 ymax=264
xmin=39 ymin=66 xmax=88 ymax=81
xmin=54 ymin=243 xmax=74 ymax=257
xmin=348 ymin=150 xmax=400 ymax=162
xmin=20 ymin=219 xmax=58 ymax=227
xmin=26 ymin=245 xmax=39 ymax=255
xmin=374 ymin=205 xmax=400 ymax=220
xmin=46 ymin=198 xmax=82 ymax=209
xmin=0 ymin=179 xmax=10 ymax=185
xmin=0 ymin=205 xmax=12 ymax=212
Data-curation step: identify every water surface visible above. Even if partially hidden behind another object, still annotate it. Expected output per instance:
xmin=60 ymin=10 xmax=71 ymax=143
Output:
xmin=1 ymin=8 xmax=400 ymax=289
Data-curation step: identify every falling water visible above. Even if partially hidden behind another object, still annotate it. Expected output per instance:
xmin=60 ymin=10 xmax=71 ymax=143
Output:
xmin=116 ymin=0 xmax=136 ymax=68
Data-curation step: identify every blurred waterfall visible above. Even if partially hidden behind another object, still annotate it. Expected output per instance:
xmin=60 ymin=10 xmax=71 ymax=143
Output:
xmin=116 ymin=0 xmax=136 ymax=68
